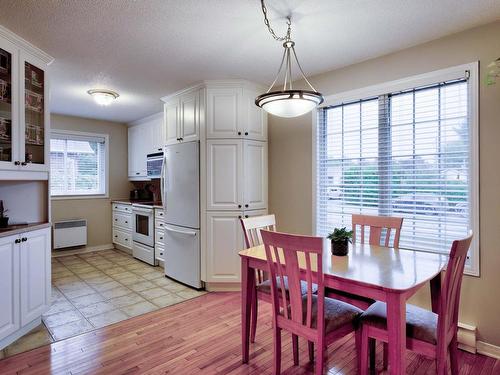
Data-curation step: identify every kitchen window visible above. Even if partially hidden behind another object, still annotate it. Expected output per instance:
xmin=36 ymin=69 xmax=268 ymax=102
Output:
xmin=314 ymin=63 xmax=479 ymax=275
xmin=50 ymin=130 xmax=109 ymax=198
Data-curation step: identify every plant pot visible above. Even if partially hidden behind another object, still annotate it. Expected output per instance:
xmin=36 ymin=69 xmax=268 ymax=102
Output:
xmin=331 ymin=239 xmax=349 ymax=256
xmin=0 ymin=216 xmax=9 ymax=228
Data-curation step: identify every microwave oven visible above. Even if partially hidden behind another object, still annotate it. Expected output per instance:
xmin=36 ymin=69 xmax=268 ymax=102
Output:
xmin=147 ymin=151 xmax=163 ymax=179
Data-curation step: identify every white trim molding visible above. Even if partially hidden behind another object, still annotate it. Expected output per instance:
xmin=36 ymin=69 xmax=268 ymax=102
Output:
xmin=0 ymin=24 xmax=53 ymax=65
xmin=312 ymin=62 xmax=480 ymax=276
xmin=477 ymin=341 xmax=500 ymax=360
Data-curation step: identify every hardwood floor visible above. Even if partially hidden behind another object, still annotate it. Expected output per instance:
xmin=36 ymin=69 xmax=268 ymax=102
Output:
xmin=0 ymin=292 xmax=498 ymax=374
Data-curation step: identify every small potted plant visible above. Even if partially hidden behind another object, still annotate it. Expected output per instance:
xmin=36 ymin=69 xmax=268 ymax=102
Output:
xmin=327 ymin=227 xmax=353 ymax=256
xmin=0 ymin=200 xmax=8 ymax=228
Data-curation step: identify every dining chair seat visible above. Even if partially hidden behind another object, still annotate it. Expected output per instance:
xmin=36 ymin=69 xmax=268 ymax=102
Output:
xmin=287 ymin=295 xmax=362 ymax=334
xmin=360 ymin=301 xmax=438 ymax=344
xmin=257 ymin=276 xmax=319 ymax=296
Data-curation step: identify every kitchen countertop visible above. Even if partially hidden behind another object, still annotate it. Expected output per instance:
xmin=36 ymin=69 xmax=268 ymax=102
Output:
xmin=112 ymin=200 xmax=163 ymax=209
xmin=0 ymin=222 xmax=51 ymax=238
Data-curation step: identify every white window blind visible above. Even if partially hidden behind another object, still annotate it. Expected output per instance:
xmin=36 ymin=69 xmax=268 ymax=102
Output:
xmin=316 ymin=78 xmax=472 ymax=257
xmin=50 ymin=132 xmax=107 ymax=197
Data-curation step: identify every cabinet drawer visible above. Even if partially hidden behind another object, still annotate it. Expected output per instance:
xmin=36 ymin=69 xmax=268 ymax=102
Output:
xmin=113 ymin=228 xmax=131 ymax=249
xmin=155 ymin=244 xmax=165 ymax=262
xmin=155 ymin=219 xmax=165 ymax=230
xmin=113 ymin=212 xmax=132 ymax=230
xmin=155 ymin=228 xmax=165 ymax=245
xmin=112 ymin=203 xmax=132 ymax=213
xmin=155 ymin=209 xmax=165 ymax=219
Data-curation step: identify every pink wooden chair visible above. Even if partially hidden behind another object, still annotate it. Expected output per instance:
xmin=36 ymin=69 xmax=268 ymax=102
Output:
xmin=326 ymin=214 xmax=404 ymax=310
xmin=358 ymin=234 xmax=473 ymax=375
xmin=260 ymin=230 xmax=363 ymax=374
xmin=240 ymin=215 xmax=319 ymax=343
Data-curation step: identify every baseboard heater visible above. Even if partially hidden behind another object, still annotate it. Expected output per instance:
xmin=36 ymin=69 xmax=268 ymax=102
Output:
xmin=53 ymin=219 xmax=87 ymax=249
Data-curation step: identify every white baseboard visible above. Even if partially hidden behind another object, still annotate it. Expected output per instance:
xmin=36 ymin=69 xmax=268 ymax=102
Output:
xmin=477 ymin=341 xmax=500 ymax=360
xmin=51 ymin=243 xmax=114 ymax=257
xmin=205 ymin=282 xmax=241 ymax=292
xmin=457 ymin=322 xmax=477 ymax=354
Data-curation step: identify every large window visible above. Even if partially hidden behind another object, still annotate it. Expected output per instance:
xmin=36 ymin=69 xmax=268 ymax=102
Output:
xmin=50 ymin=131 xmax=108 ymax=197
xmin=315 ymin=65 xmax=479 ymax=275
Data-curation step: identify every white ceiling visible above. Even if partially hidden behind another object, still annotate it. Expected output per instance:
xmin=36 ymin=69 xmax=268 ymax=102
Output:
xmin=0 ymin=0 xmax=499 ymax=124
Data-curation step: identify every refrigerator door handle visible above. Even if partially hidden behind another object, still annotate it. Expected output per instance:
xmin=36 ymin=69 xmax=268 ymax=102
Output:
xmin=160 ymin=151 xmax=166 ymax=204
xmin=165 ymin=227 xmax=197 ymax=237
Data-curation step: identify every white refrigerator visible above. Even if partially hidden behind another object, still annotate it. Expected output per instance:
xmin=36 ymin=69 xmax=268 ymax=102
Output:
xmin=162 ymin=141 xmax=202 ymax=289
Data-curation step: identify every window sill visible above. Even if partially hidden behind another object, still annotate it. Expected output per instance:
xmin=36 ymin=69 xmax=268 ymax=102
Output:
xmin=51 ymin=194 xmax=109 ymax=201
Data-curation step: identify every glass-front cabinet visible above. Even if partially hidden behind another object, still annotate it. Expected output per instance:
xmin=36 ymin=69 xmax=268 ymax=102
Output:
xmin=0 ymin=30 xmax=51 ymax=174
xmin=20 ymin=52 xmax=48 ymax=171
xmin=0 ymin=40 xmax=16 ymax=169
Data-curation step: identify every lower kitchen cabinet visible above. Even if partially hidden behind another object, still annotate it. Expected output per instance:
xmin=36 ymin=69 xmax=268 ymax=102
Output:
xmin=205 ymin=210 xmax=266 ymax=283
xmin=0 ymin=226 xmax=51 ymax=349
xmin=112 ymin=203 xmax=132 ymax=252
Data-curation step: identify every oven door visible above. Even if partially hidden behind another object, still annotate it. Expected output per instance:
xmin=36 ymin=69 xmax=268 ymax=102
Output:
xmin=132 ymin=206 xmax=154 ymax=247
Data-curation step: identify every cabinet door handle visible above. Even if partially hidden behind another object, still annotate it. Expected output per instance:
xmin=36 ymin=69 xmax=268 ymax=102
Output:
xmin=245 ymin=215 xmax=249 ymax=218
xmin=158 ymin=148 xmax=162 ymax=151
xmin=114 ymin=235 xmax=118 ymax=238
xmin=14 ymin=161 xmax=20 ymax=166
xmin=244 ymin=132 xmax=248 ymax=136
xmin=21 ymin=162 xmax=27 ymax=166
xmin=15 ymin=238 xmax=21 ymax=244
xmin=179 ymin=137 xmax=183 ymax=141
xmin=238 ymin=204 xmax=242 ymax=208
xmin=245 ymin=204 xmax=249 ymax=208
xmin=238 ymin=215 xmax=242 ymax=219
xmin=160 ymin=237 xmax=163 ymax=240
xmin=21 ymin=237 xmax=27 ymax=242
xmin=136 ymin=172 xmax=140 ymax=175
xmin=115 ymin=218 xmax=118 ymax=221
xmin=238 ymin=131 xmax=242 ymax=136
xmin=125 ymin=238 xmax=128 ymax=241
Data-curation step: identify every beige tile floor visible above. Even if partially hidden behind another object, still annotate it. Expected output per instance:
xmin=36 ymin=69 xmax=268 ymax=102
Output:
xmin=1 ymin=249 xmax=206 ymax=358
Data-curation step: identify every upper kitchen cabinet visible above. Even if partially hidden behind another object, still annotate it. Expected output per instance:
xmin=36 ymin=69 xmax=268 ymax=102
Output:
xmin=206 ymin=82 xmax=267 ymax=141
xmin=0 ymin=26 xmax=53 ymax=177
xmin=163 ymin=87 xmax=201 ymax=145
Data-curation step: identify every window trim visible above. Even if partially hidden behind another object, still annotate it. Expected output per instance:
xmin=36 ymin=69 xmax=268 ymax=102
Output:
xmin=50 ymin=129 xmax=110 ymax=200
xmin=312 ymin=62 xmax=479 ymax=276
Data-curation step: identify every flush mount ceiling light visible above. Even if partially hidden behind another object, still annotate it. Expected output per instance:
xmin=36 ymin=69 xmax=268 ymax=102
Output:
xmin=87 ymin=89 xmax=119 ymax=106
xmin=486 ymin=58 xmax=500 ymax=85
xmin=255 ymin=0 xmax=323 ymax=118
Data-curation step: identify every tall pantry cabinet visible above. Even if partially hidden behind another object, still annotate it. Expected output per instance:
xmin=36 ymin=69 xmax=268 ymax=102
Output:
xmin=161 ymin=80 xmax=267 ymax=289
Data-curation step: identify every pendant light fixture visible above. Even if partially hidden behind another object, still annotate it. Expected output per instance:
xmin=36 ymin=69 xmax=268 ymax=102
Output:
xmin=255 ymin=0 xmax=323 ymax=118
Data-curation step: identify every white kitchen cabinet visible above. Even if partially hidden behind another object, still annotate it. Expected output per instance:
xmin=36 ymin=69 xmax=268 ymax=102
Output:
xmin=243 ymin=88 xmax=268 ymax=141
xmin=206 ymin=87 xmax=243 ymax=139
xmin=164 ymin=90 xmax=201 ymax=145
xmin=243 ymin=140 xmax=268 ymax=210
xmin=20 ymin=228 xmax=50 ymax=326
xmin=150 ymin=115 xmax=165 ymax=153
xmin=112 ymin=202 xmax=132 ymax=251
xmin=0 ymin=235 xmax=19 ymax=343
xmin=0 ymin=29 xmax=53 ymax=175
xmin=164 ymin=98 xmax=180 ymax=146
xmin=206 ymin=139 xmax=243 ymax=211
xmin=207 ymin=139 xmax=267 ymax=211
xmin=128 ymin=123 xmax=152 ymax=180
xmin=0 ymin=226 xmax=51 ymax=349
xmin=206 ymin=209 xmax=266 ymax=283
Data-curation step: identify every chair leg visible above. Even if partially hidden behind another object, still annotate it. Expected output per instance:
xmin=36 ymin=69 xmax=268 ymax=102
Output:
xmin=273 ymin=327 xmax=281 ymax=375
xmin=250 ymin=290 xmax=258 ymax=343
xmin=383 ymin=342 xmax=388 ymax=370
xmin=450 ymin=335 xmax=459 ymax=375
xmin=355 ymin=329 xmax=362 ymax=374
xmin=315 ymin=337 xmax=325 ymax=375
xmin=359 ymin=326 xmax=369 ymax=375
xmin=308 ymin=341 xmax=314 ymax=363
xmin=292 ymin=334 xmax=299 ymax=366
xmin=436 ymin=351 xmax=448 ymax=375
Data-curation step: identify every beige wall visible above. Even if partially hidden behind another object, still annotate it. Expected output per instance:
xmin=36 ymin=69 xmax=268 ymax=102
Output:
xmin=268 ymin=21 xmax=500 ymax=345
xmin=51 ymin=114 xmax=131 ymax=248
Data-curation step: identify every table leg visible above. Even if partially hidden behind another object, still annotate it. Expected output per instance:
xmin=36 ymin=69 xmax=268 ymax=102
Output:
xmin=241 ymin=257 xmax=254 ymax=363
xmin=430 ymin=271 xmax=442 ymax=314
xmin=386 ymin=292 xmax=406 ymax=375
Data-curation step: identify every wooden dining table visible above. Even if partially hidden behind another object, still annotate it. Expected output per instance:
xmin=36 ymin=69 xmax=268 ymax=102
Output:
xmin=239 ymin=240 xmax=448 ymax=375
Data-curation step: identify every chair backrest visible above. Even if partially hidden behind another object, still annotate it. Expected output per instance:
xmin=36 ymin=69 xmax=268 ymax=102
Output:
xmin=240 ymin=214 xmax=276 ymax=248
xmin=437 ymin=234 xmax=473 ymax=344
xmin=260 ymin=230 xmax=324 ymax=335
xmin=351 ymin=214 xmax=403 ymax=248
